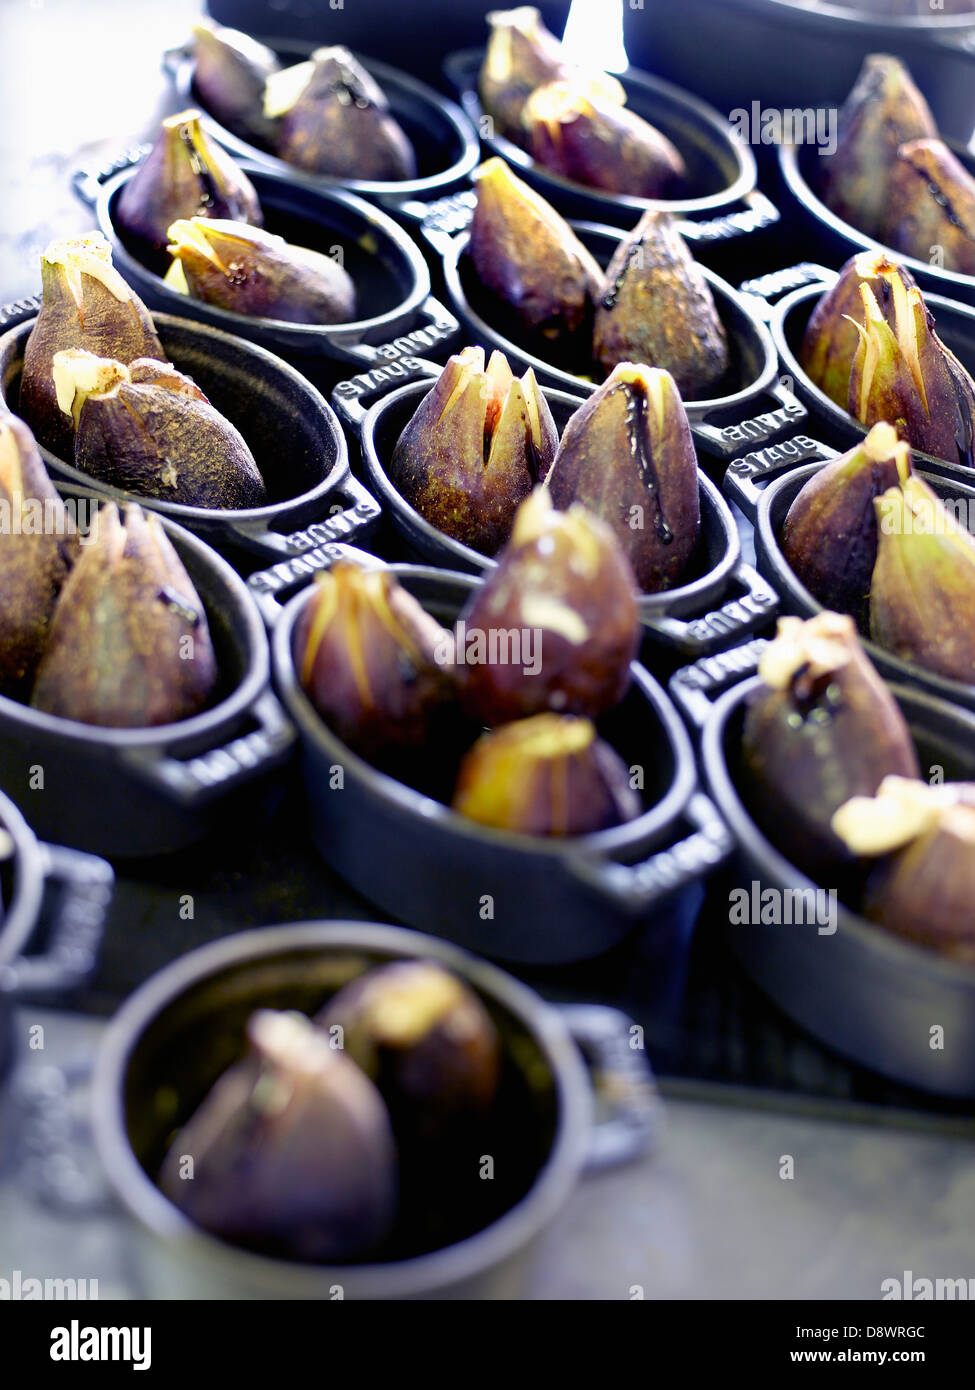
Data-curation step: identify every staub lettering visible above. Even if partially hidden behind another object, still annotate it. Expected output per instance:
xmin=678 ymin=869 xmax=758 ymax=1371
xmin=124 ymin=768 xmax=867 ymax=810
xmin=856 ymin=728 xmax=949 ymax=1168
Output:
xmin=727 ymin=436 xmax=826 ymax=478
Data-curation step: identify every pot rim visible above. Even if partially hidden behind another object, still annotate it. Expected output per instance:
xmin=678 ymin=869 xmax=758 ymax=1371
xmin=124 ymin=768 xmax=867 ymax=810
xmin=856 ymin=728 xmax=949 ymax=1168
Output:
xmin=0 ymin=314 xmax=349 ymax=525
xmin=702 ymin=673 xmax=975 ymax=984
xmin=0 ymin=793 xmax=46 ymax=973
xmin=357 ymin=378 xmax=741 ymax=605
xmin=272 ymin=564 xmax=698 ymax=859
xmin=99 ymin=163 xmax=433 ymax=341
xmin=91 ymin=920 xmax=592 ymax=1298
xmin=442 ymin=225 xmax=781 ymax=413
xmin=735 ymin=0 xmax=975 ymax=31
xmin=0 ymin=505 xmax=269 ymax=750
xmin=174 ymin=45 xmax=481 ymax=199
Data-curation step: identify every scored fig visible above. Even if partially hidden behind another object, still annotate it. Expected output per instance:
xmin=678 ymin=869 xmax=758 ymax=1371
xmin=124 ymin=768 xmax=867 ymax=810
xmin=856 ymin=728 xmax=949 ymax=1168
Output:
xmin=870 ymin=474 xmax=975 ymax=685
xmin=479 ymin=6 xmax=576 ymax=142
xmin=456 ymin=487 xmax=640 ymax=726
xmin=115 ymin=110 xmax=262 ymax=255
xmin=159 ymin=1009 xmax=398 ymax=1261
xmin=52 ymin=349 xmax=266 ymax=510
xmin=884 ymin=138 xmax=975 ymax=276
xmin=0 ymin=417 xmax=77 ymax=694
xmin=293 ymin=561 xmax=456 ymax=762
xmin=268 ymin=47 xmax=416 ymax=181
xmin=389 ymin=346 xmax=557 ymax=556
xmin=32 ymin=502 xmax=218 ymax=728
xmin=742 ymin=612 xmax=920 ymax=877
xmin=818 ymin=53 xmax=937 ymax=240
xmin=523 ymin=80 xmax=685 ymax=198
xmin=593 ymin=211 xmax=728 ymax=397
xmin=166 ymin=218 xmax=356 ymax=324
xmin=191 ymin=19 xmax=279 ymax=146
xmin=452 ymin=713 xmax=641 ymax=836
xmin=20 ymin=234 xmax=164 ymax=458
xmin=468 ymin=157 xmax=603 ymax=347
xmin=546 ymin=363 xmax=700 ymax=593
xmin=799 ymin=251 xmax=918 ymax=410
xmin=781 ymin=421 xmax=912 ymax=627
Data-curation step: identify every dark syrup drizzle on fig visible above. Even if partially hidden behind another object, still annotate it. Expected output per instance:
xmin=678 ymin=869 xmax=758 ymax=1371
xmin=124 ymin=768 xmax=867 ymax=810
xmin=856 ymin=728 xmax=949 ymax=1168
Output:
xmin=179 ymin=124 xmax=223 ymax=214
xmin=326 ymin=62 xmax=374 ymax=110
xmin=601 ymin=235 xmax=645 ymax=311
xmin=157 ymin=587 xmax=202 ymax=627
xmin=617 ymin=379 xmax=674 ymax=544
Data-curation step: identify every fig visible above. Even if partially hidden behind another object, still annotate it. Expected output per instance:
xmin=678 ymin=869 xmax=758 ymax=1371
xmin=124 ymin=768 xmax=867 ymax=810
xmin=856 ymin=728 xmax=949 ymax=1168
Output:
xmin=870 ymin=474 xmax=975 ymax=684
xmin=159 ymin=1009 xmax=397 ymax=1261
xmin=389 ymin=347 xmax=557 ymax=556
xmin=165 ymin=217 xmax=356 ymax=324
xmin=593 ymin=210 xmax=728 ymax=396
xmin=293 ymin=561 xmax=455 ymax=762
xmin=19 ymin=234 xmax=164 ymax=459
xmin=456 ymin=487 xmax=640 ymax=726
xmin=522 ymin=80 xmax=686 ymax=199
xmin=468 ymin=157 xmax=603 ymax=346
xmin=742 ymin=612 xmax=920 ymax=877
xmin=819 ymin=53 xmax=937 ymax=240
xmin=268 ymin=47 xmax=416 ymax=181
xmin=799 ymin=250 xmax=918 ymax=410
xmin=0 ymin=417 xmax=76 ymax=694
xmin=452 ymin=713 xmax=641 ymax=836
xmin=32 ymin=502 xmax=218 ymax=728
xmin=315 ymin=962 xmax=501 ymax=1122
xmin=115 ymin=110 xmax=262 ymax=255
xmin=832 ymin=777 xmax=975 ymax=961
xmin=479 ymin=6 xmax=576 ymax=142
xmin=191 ymin=20 xmax=279 ymax=145
xmin=848 ymin=277 xmax=975 ymax=468
xmin=781 ymin=422 xmax=912 ymax=627
xmin=546 ymin=363 xmax=700 ymax=593
xmin=884 ymin=138 xmax=975 ymax=276
xmin=52 ymin=349 xmax=267 ymax=510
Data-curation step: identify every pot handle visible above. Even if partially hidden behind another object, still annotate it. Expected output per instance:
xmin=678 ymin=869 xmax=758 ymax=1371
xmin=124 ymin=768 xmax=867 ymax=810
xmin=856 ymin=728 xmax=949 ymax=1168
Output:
xmin=736 ymin=262 xmax=837 ymax=323
xmin=246 ymin=542 xmax=385 ymax=626
xmin=119 ymin=689 xmax=295 ymax=805
xmin=639 ymin=562 xmax=778 ymax=654
xmin=676 ymin=189 xmax=779 ymax=245
xmin=723 ymin=434 xmax=839 ymax=520
xmin=564 ymin=792 xmax=732 ymax=916
xmin=317 ymin=294 xmax=460 ymax=366
xmin=70 ymin=146 xmax=150 ymax=208
xmin=689 ymin=379 xmax=809 ymax=459
xmin=332 ymin=354 xmax=443 ymax=431
xmin=0 ymin=844 xmax=113 ymax=1000
xmin=0 ymin=294 xmax=42 ymax=332
xmin=556 ymin=1004 xmax=662 ymax=1171
xmin=668 ymin=639 xmax=768 ymax=730
xmin=223 ymin=470 xmax=381 ymax=561
xmin=398 ymin=190 xmax=478 ymax=254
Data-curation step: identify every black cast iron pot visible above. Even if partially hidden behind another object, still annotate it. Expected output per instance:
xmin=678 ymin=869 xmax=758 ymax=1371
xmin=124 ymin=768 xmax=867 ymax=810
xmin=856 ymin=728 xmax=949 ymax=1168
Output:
xmin=0 ymin=300 xmax=379 ymax=566
xmin=725 ymin=457 xmax=975 ymax=714
xmin=669 ymin=643 xmax=975 ymax=1097
xmin=255 ymin=559 xmax=730 ymax=965
xmin=443 ymin=48 xmax=778 ymax=236
xmin=162 ymin=38 xmax=480 ymax=213
xmin=71 ymin=154 xmax=459 ymax=369
xmin=331 ymin=365 xmax=779 ymax=656
xmin=92 ymin=920 xmax=660 ymax=1298
xmin=0 ymin=490 xmax=294 ymax=859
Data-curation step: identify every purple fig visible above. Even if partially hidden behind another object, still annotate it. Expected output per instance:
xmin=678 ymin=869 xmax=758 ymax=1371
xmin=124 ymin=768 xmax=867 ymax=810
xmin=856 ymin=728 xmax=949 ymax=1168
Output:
xmin=884 ymin=137 xmax=975 ymax=276
xmin=191 ymin=20 xmax=279 ymax=146
xmin=479 ymin=6 xmax=579 ymax=142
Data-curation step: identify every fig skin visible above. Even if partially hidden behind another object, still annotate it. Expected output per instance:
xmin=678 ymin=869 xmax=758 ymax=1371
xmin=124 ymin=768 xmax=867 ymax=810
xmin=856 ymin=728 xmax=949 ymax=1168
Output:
xmin=819 ymin=53 xmax=937 ymax=240
xmin=468 ymin=157 xmax=604 ymax=345
xmin=523 ymin=80 xmax=686 ymax=198
xmin=742 ymin=612 xmax=920 ymax=878
xmin=848 ymin=277 xmax=975 ymax=468
xmin=546 ymin=363 xmax=700 ymax=594
xmin=293 ymin=561 xmax=456 ymax=762
xmin=31 ymin=502 xmax=218 ymax=729
xmin=389 ymin=346 xmax=558 ymax=556
xmin=452 ymin=713 xmax=641 ymax=836
xmin=191 ymin=20 xmax=279 ymax=146
xmin=478 ymin=6 xmax=575 ymax=143
xmin=271 ymin=47 xmax=416 ymax=181
xmin=593 ymin=211 xmax=728 ymax=398
xmin=799 ymin=251 xmax=918 ymax=411
xmin=781 ymin=422 xmax=912 ymax=628
xmin=456 ymin=487 xmax=640 ymax=727
xmin=165 ymin=218 xmax=356 ymax=325
xmin=53 ymin=349 xmax=266 ymax=511
xmin=884 ymin=138 xmax=975 ymax=277
xmin=0 ymin=417 xmax=77 ymax=694
xmin=870 ymin=475 xmax=975 ymax=685
xmin=159 ymin=1009 xmax=398 ymax=1262
xmin=115 ymin=109 xmax=262 ymax=255
xmin=20 ymin=234 xmax=164 ymax=459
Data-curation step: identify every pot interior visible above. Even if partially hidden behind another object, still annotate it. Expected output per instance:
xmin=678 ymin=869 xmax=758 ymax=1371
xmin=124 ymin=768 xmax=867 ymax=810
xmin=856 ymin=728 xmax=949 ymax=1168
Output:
xmin=122 ymin=940 xmax=560 ymax=1264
